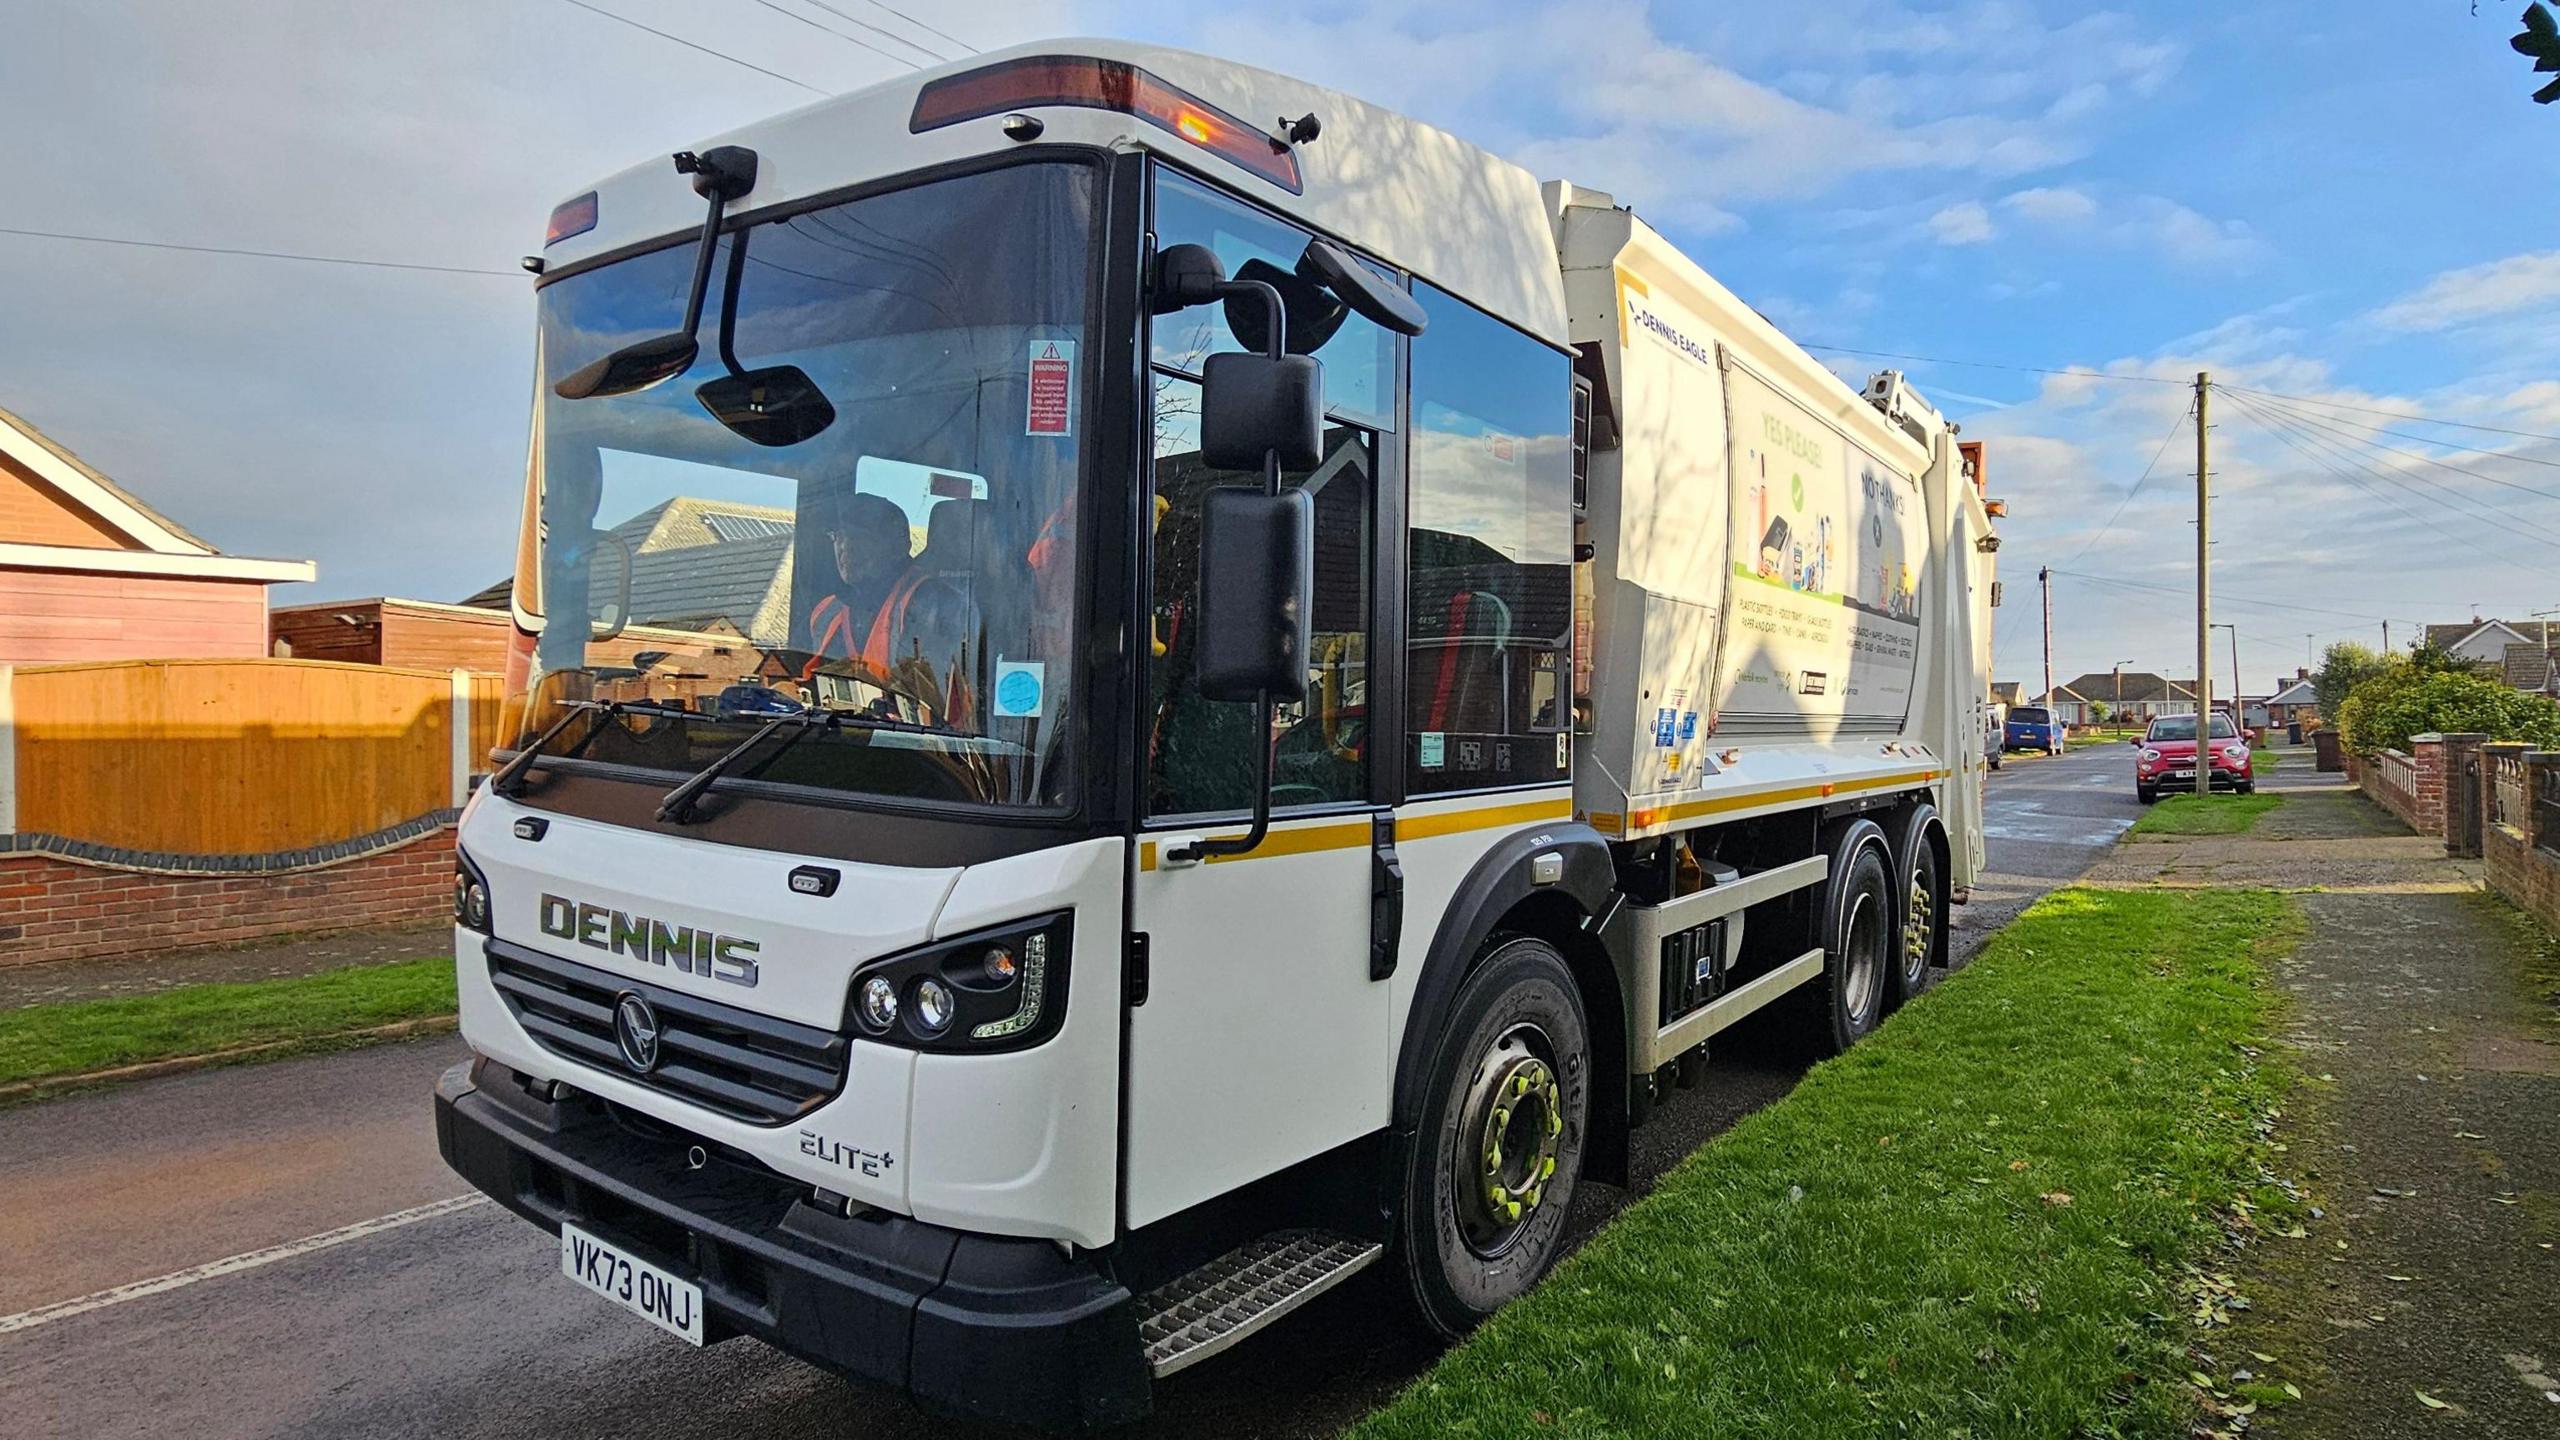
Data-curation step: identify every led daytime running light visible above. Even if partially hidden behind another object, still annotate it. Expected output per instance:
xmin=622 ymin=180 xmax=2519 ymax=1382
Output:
xmin=970 ymin=933 xmax=1049 ymax=1041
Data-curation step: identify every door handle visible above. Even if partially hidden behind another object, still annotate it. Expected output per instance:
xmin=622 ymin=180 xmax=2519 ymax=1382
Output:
xmin=1369 ymin=814 xmax=1403 ymax=981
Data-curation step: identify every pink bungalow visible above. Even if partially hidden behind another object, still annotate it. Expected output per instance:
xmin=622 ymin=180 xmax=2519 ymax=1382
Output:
xmin=0 ymin=406 xmax=313 ymax=664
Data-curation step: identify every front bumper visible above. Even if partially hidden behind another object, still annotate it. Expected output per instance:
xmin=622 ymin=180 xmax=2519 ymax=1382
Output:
xmin=434 ymin=1057 xmax=1149 ymax=1430
xmin=2141 ymin=766 xmax=2251 ymax=789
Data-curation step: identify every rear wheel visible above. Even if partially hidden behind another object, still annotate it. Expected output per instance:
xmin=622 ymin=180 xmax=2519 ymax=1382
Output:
xmin=1888 ymin=808 xmax=1946 ymax=1010
xmin=1818 ymin=821 xmax=1892 ymax=1053
xmin=1398 ymin=936 xmax=1590 ymax=1338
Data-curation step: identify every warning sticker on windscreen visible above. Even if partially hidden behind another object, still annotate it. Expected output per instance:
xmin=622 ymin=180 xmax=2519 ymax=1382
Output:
xmin=1027 ymin=340 xmax=1075 ymax=436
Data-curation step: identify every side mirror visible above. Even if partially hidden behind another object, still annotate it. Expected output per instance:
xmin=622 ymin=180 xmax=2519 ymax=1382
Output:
xmin=1200 ymin=351 xmax=1322 ymax=471
xmin=1193 ymin=488 xmax=1312 ymax=702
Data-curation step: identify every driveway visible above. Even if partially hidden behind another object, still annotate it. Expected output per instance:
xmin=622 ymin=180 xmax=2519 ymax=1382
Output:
xmin=0 ymin=750 xmax=2141 ymax=1440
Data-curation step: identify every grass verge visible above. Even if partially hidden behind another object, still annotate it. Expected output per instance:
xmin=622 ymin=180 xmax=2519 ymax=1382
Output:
xmin=0 ymin=957 xmax=454 ymax=1091
xmin=1352 ymin=888 xmax=2301 ymax=1440
xmin=2132 ymin=793 xmax=2285 ymax=836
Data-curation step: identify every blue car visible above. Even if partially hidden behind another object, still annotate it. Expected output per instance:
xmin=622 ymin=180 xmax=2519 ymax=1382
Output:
xmin=2004 ymin=704 xmax=2065 ymax=754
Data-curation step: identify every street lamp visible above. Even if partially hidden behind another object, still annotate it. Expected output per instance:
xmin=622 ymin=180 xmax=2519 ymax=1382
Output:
xmin=2113 ymin=660 xmax=2131 ymax=726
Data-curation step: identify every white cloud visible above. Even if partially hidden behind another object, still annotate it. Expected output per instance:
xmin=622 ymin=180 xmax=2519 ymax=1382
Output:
xmin=2368 ymin=251 xmax=2560 ymax=332
xmin=1928 ymin=201 xmax=1997 ymax=245
xmin=2001 ymin=186 xmax=2097 ymax=223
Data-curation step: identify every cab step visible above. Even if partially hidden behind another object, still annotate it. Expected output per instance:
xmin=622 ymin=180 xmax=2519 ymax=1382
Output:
xmin=1136 ymin=1229 xmax=1383 ymax=1378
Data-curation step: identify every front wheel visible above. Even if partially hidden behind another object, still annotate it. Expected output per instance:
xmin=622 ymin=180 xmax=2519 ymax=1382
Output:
xmin=2137 ymin=784 xmax=2157 ymax=804
xmin=1398 ymin=936 xmax=1591 ymax=1339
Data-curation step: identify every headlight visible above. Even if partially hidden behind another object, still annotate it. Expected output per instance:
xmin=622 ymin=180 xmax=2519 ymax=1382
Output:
xmin=2223 ymin=744 xmax=2249 ymax=761
xmin=454 ymin=849 xmax=492 ymax=933
xmin=845 ymin=912 xmax=1071 ymax=1052
xmin=2138 ymin=747 xmax=2161 ymax=763
xmin=855 ymin=975 xmax=899 ymax=1032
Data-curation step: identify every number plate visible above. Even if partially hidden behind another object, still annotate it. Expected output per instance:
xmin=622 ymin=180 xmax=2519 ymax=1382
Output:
xmin=560 ymin=1222 xmax=705 ymax=1345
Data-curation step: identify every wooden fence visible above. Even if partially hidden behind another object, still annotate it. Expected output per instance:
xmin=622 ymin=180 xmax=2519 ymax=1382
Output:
xmin=0 ymin=658 xmax=505 ymax=860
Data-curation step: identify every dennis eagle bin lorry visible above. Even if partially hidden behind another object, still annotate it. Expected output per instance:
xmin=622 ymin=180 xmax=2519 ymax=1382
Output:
xmin=435 ymin=38 xmax=2000 ymax=1429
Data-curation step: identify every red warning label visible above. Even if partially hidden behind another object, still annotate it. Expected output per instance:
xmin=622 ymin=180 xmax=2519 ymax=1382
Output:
xmin=1027 ymin=340 xmax=1075 ymax=436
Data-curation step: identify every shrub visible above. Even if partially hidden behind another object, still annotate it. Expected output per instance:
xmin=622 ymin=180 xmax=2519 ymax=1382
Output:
xmin=2337 ymin=666 xmax=2560 ymax=756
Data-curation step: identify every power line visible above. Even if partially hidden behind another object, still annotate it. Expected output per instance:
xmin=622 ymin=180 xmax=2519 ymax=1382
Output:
xmin=2049 ymin=567 xmax=2409 ymax=624
xmin=1796 ymin=343 xmax=2188 ymax=384
xmin=2218 ymin=390 xmax=2560 ymax=566
xmin=2235 ymin=390 xmax=2560 ymax=501
xmin=2233 ymin=398 xmax=2560 ymax=471
xmin=2060 ymin=399 xmax=2191 ymax=569
xmin=2222 ymin=388 xmax=2560 ymax=547
xmin=795 ymin=0 xmax=951 ymax=64
xmin=747 ymin=0 xmax=927 ymax=69
xmin=2219 ymin=389 xmax=2551 ymax=558
xmin=0 ymin=225 xmax=518 ymax=277
xmin=2218 ymin=382 xmax=2560 ymax=446
xmin=552 ymin=0 xmax=827 ymax=94
xmin=843 ymin=0 xmax=976 ymax=54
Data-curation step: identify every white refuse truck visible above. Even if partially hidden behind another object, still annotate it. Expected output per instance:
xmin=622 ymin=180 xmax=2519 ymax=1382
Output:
xmin=436 ymin=39 xmax=1998 ymax=1428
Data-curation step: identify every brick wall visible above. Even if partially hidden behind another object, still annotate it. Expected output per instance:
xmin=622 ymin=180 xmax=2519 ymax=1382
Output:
xmin=2362 ymin=744 xmax=2435 ymax=835
xmin=0 ymin=828 xmax=453 ymax=968
xmin=2480 ymin=744 xmax=2560 ymax=935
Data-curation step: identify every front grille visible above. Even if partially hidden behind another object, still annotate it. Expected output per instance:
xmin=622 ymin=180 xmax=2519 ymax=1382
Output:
xmin=484 ymin=938 xmax=848 ymax=1125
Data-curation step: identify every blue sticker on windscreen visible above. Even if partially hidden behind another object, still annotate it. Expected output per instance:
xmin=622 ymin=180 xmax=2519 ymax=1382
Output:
xmin=993 ymin=662 xmax=1045 ymax=719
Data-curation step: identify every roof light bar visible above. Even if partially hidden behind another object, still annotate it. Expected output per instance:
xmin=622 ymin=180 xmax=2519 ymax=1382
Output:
xmin=545 ymin=192 xmax=598 ymax=247
xmin=911 ymin=56 xmax=1302 ymax=194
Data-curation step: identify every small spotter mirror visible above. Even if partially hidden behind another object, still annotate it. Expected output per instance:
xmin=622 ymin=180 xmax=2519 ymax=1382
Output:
xmin=697 ymin=366 xmax=837 ymax=447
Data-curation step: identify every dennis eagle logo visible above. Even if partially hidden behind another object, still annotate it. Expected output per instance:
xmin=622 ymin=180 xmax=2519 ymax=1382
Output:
xmin=613 ymin=991 xmax=663 ymax=1072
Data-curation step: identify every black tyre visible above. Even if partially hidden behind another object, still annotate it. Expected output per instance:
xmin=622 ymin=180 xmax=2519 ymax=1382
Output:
xmin=1398 ymin=935 xmax=1590 ymax=1339
xmin=1817 ymin=821 xmax=1892 ymax=1054
xmin=1887 ymin=807 xmax=1947 ymax=1010
xmin=2136 ymin=784 xmax=2156 ymax=804
xmin=2238 ymin=781 xmax=2256 ymax=796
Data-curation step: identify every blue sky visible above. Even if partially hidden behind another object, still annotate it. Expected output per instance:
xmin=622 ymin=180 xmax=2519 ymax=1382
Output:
xmin=10 ymin=0 xmax=2560 ymax=697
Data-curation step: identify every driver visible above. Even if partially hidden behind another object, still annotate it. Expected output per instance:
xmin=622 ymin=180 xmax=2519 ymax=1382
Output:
xmin=804 ymin=490 xmax=921 ymax=677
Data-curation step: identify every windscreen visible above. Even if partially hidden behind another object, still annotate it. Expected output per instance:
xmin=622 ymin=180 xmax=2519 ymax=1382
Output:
xmin=516 ymin=162 xmax=1094 ymax=809
xmin=2148 ymin=715 xmax=2238 ymax=741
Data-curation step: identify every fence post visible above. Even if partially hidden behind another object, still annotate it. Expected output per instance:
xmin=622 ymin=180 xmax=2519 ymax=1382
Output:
xmin=449 ymin=667 xmax=472 ymax=812
xmin=0 ymin=664 xmax=14 ymax=837
xmin=2439 ymin=732 xmax=2487 ymax=858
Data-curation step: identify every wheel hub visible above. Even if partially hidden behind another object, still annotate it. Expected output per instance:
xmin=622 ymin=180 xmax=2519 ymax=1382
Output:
xmin=1904 ymin=867 xmax=1935 ymax=969
xmin=1456 ymin=1032 xmax=1563 ymax=1256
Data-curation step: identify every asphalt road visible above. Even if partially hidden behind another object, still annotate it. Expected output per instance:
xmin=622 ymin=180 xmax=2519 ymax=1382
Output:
xmin=0 ymin=743 xmax=2145 ymax=1440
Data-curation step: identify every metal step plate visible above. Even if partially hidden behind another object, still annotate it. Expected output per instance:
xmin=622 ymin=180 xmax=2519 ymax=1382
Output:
xmin=1137 ymin=1230 xmax=1384 ymax=1378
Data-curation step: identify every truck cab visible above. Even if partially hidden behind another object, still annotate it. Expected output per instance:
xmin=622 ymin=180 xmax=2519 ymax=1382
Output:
xmin=435 ymin=40 xmax=1985 ymax=1429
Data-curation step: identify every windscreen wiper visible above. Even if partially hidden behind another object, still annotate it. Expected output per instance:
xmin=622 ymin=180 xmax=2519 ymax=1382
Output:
xmin=657 ymin=711 xmax=831 ymax=824
xmin=488 ymin=699 xmax=703 ymax=799
xmin=654 ymin=705 xmax=960 ymax=824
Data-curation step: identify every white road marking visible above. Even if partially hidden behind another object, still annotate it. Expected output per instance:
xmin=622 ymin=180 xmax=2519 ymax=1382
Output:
xmin=0 ymin=1193 xmax=490 ymax=1337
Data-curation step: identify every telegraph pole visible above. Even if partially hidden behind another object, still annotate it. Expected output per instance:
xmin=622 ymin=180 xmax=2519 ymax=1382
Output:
xmin=2039 ymin=566 xmax=2054 ymax=714
xmin=2195 ymin=371 xmax=2213 ymax=797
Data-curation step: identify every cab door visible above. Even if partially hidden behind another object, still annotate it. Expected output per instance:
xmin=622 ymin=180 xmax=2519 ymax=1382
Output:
xmin=1122 ymin=169 xmax=1401 ymax=1228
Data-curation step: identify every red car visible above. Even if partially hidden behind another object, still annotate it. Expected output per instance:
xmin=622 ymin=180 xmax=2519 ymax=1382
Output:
xmin=2134 ymin=712 xmax=2254 ymax=803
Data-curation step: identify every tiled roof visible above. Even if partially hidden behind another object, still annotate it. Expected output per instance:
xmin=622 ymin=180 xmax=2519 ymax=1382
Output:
xmin=2504 ymin=641 xmax=2554 ymax=692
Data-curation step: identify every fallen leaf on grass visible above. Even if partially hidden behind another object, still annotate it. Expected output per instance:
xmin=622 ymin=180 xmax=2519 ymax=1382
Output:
xmin=2386 ymin=1275 xmax=2415 ymax=1282
xmin=2251 ymin=1351 xmax=2278 ymax=1363
xmin=2284 ymin=1382 xmax=2303 ymax=1399
xmin=2009 ymin=1159 xmax=2030 ymax=1171
xmin=2455 ymin=1131 xmax=2485 ymax=1140
xmin=2041 ymin=1191 xmax=2074 ymax=1207
xmin=2415 ymin=1390 xmax=2449 ymax=1410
